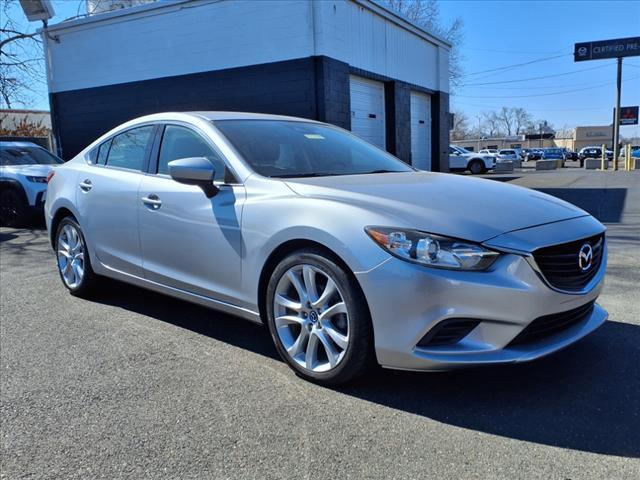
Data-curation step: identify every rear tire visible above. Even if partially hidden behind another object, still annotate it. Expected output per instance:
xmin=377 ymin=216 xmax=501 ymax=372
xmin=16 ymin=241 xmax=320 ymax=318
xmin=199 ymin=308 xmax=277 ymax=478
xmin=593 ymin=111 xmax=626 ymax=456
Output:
xmin=55 ymin=216 xmax=99 ymax=297
xmin=265 ymin=248 xmax=375 ymax=385
xmin=0 ymin=189 xmax=28 ymax=227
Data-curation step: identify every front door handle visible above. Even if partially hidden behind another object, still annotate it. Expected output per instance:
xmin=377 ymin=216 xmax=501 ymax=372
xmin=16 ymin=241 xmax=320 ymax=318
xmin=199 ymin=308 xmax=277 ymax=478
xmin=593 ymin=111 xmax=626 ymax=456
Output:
xmin=141 ymin=194 xmax=162 ymax=210
xmin=79 ymin=179 xmax=92 ymax=192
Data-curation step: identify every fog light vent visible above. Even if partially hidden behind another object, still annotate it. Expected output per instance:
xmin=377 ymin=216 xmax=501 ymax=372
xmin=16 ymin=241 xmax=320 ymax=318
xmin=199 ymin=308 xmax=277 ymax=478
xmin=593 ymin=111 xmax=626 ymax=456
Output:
xmin=417 ymin=319 xmax=480 ymax=348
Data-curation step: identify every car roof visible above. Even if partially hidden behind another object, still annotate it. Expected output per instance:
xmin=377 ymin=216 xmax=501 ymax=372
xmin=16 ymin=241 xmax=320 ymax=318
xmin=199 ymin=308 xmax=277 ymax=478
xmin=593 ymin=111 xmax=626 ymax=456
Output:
xmin=125 ymin=111 xmax=324 ymax=124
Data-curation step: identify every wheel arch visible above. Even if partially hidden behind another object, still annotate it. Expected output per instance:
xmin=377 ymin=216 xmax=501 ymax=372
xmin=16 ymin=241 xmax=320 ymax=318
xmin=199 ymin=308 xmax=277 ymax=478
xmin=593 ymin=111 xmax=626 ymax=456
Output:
xmin=49 ymin=206 xmax=78 ymax=249
xmin=256 ymin=239 xmax=372 ymax=327
xmin=0 ymin=179 xmax=28 ymax=203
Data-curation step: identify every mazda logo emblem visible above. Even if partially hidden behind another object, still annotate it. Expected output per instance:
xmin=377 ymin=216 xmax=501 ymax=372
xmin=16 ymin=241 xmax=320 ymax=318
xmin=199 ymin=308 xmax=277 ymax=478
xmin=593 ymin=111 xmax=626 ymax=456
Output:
xmin=578 ymin=243 xmax=593 ymax=272
xmin=577 ymin=46 xmax=588 ymax=56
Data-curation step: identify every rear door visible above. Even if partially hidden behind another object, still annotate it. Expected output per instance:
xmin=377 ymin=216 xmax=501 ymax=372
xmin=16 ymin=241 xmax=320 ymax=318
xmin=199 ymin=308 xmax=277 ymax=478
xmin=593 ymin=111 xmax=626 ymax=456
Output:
xmin=138 ymin=124 xmax=246 ymax=304
xmin=76 ymin=125 xmax=156 ymax=277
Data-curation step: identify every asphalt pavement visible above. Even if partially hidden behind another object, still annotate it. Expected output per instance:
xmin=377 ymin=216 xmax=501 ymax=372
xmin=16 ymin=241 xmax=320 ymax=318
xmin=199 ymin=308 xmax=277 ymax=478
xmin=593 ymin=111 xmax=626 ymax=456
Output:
xmin=1 ymin=169 xmax=639 ymax=479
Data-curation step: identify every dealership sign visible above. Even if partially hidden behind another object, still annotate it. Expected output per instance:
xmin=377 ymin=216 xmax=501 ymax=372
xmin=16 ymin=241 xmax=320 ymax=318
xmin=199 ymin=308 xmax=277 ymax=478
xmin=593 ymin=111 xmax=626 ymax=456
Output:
xmin=574 ymin=37 xmax=640 ymax=61
xmin=616 ymin=106 xmax=639 ymax=125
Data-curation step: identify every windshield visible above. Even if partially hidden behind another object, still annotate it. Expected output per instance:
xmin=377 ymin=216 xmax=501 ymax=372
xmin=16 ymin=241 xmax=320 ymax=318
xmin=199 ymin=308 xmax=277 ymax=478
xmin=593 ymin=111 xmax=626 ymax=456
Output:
xmin=214 ymin=120 xmax=413 ymax=178
xmin=0 ymin=145 xmax=63 ymax=166
xmin=546 ymin=149 xmax=562 ymax=154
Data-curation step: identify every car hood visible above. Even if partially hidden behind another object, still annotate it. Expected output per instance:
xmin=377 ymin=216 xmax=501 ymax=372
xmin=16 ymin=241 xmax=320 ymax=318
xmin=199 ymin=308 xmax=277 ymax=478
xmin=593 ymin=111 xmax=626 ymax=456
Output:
xmin=0 ymin=164 xmax=56 ymax=177
xmin=283 ymin=171 xmax=588 ymax=243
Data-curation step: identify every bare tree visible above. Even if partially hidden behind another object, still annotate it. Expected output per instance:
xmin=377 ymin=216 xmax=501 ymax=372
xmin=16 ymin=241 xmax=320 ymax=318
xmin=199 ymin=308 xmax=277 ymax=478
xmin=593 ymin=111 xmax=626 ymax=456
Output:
xmin=481 ymin=111 xmax=502 ymax=137
xmin=512 ymin=107 xmax=532 ymax=135
xmin=383 ymin=0 xmax=464 ymax=87
xmin=450 ymin=109 xmax=469 ymax=140
xmin=0 ymin=0 xmax=44 ymax=108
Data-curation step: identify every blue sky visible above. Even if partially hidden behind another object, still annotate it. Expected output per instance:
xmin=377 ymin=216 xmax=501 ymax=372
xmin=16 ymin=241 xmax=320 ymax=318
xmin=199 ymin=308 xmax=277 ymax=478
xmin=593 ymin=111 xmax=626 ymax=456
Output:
xmin=438 ymin=0 xmax=640 ymax=137
xmin=9 ymin=0 xmax=640 ymax=137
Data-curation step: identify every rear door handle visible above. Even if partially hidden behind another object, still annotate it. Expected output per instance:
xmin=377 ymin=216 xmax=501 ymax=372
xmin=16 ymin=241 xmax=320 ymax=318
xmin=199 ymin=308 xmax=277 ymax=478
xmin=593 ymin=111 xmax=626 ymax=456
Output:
xmin=79 ymin=179 xmax=92 ymax=192
xmin=141 ymin=194 xmax=162 ymax=210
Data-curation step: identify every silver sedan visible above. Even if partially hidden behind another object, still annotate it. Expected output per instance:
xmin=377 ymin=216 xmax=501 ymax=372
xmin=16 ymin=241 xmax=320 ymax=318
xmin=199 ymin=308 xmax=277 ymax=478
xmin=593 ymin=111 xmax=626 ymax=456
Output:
xmin=45 ymin=112 xmax=608 ymax=384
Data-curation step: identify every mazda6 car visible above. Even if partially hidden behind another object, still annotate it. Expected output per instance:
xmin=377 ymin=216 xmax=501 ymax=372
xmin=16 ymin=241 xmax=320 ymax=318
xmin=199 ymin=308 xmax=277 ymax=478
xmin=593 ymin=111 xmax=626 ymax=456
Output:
xmin=45 ymin=112 xmax=608 ymax=384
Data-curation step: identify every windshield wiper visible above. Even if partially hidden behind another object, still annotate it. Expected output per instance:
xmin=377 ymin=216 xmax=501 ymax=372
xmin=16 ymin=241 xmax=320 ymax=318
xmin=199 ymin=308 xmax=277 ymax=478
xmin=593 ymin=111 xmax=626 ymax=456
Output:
xmin=361 ymin=169 xmax=403 ymax=174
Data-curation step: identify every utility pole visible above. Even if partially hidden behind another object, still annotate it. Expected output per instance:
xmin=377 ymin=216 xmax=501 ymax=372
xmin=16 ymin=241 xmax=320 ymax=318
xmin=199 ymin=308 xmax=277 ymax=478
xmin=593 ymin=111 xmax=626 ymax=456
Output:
xmin=477 ymin=115 xmax=482 ymax=152
xmin=613 ymin=57 xmax=622 ymax=171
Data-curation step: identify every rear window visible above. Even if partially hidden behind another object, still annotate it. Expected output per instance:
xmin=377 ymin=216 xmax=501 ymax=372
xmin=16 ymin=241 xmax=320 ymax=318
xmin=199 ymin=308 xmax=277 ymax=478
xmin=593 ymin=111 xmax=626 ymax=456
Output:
xmin=0 ymin=145 xmax=63 ymax=166
xmin=105 ymin=126 xmax=154 ymax=171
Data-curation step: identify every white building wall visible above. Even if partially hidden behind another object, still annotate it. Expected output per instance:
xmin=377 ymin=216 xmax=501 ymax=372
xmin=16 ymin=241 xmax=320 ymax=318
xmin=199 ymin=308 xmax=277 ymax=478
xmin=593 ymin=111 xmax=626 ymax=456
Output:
xmin=313 ymin=0 xmax=446 ymax=92
xmin=45 ymin=0 xmax=450 ymax=94
xmin=46 ymin=0 xmax=315 ymax=93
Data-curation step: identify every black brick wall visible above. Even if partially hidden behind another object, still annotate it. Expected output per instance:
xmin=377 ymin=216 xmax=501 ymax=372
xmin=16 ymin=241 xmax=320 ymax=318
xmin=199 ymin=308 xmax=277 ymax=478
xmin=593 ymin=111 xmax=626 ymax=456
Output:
xmin=314 ymin=56 xmax=351 ymax=131
xmin=384 ymin=81 xmax=411 ymax=164
xmin=51 ymin=58 xmax=319 ymax=159
xmin=431 ymin=92 xmax=450 ymax=172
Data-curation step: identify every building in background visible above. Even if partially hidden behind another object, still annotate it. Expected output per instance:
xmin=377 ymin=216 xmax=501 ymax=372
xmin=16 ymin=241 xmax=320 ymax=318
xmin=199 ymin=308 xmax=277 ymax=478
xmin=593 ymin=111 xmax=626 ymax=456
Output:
xmin=0 ymin=109 xmax=54 ymax=150
xmin=452 ymin=124 xmax=615 ymax=152
xmin=42 ymin=0 xmax=451 ymax=169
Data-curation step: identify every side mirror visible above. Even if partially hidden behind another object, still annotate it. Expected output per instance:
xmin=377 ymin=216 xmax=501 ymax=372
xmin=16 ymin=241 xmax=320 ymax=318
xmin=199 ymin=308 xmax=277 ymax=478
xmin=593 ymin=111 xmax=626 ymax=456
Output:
xmin=168 ymin=157 xmax=218 ymax=198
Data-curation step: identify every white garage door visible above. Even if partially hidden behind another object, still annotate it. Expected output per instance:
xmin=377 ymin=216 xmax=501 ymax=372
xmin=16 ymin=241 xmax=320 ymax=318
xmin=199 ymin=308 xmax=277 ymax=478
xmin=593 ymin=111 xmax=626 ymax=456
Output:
xmin=410 ymin=91 xmax=432 ymax=170
xmin=349 ymin=75 xmax=386 ymax=149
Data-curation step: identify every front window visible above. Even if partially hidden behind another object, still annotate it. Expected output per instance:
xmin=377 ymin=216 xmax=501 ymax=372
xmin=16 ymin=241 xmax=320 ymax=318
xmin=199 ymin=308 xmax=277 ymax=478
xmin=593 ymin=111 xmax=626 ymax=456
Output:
xmin=0 ymin=145 xmax=63 ymax=166
xmin=157 ymin=125 xmax=227 ymax=182
xmin=214 ymin=120 xmax=413 ymax=178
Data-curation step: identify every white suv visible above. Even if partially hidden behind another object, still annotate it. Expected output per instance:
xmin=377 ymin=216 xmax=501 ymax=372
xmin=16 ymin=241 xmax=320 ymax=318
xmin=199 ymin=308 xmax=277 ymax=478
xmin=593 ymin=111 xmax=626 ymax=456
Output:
xmin=449 ymin=146 xmax=494 ymax=174
xmin=0 ymin=141 xmax=63 ymax=226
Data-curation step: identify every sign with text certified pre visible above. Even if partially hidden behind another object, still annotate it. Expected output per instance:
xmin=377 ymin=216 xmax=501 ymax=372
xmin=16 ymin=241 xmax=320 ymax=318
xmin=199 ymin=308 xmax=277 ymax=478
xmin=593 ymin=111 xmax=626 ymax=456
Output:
xmin=575 ymin=37 xmax=640 ymax=61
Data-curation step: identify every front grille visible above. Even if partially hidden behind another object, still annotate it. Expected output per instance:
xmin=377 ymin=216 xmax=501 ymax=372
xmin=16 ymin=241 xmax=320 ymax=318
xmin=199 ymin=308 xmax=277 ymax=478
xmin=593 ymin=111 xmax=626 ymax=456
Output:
xmin=533 ymin=233 xmax=604 ymax=291
xmin=417 ymin=319 xmax=480 ymax=348
xmin=509 ymin=301 xmax=595 ymax=346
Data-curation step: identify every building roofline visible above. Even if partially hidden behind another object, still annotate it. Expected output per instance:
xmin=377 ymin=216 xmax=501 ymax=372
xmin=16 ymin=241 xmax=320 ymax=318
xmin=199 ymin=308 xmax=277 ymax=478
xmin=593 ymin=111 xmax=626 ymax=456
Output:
xmin=41 ymin=0 xmax=451 ymax=49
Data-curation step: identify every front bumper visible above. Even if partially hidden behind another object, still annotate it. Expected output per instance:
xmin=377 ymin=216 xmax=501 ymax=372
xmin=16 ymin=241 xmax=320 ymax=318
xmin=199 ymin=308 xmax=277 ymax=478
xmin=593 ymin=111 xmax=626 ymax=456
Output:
xmin=355 ymin=240 xmax=607 ymax=372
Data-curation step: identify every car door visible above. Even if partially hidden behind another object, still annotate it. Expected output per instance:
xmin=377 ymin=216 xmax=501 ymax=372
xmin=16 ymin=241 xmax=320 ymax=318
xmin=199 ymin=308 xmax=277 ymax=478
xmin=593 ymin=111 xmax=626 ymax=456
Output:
xmin=76 ymin=125 xmax=156 ymax=277
xmin=138 ymin=123 xmax=246 ymax=305
xmin=449 ymin=147 xmax=466 ymax=169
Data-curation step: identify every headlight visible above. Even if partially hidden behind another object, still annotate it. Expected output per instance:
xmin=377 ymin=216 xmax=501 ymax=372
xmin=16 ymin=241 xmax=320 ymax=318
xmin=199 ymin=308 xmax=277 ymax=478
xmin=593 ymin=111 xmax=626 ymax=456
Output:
xmin=26 ymin=176 xmax=47 ymax=183
xmin=365 ymin=227 xmax=499 ymax=271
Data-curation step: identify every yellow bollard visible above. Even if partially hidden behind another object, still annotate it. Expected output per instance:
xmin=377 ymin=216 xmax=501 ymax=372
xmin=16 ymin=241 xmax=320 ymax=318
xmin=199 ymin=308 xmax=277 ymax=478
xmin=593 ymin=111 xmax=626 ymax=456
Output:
xmin=626 ymin=144 xmax=631 ymax=171
xmin=601 ymin=144 xmax=606 ymax=170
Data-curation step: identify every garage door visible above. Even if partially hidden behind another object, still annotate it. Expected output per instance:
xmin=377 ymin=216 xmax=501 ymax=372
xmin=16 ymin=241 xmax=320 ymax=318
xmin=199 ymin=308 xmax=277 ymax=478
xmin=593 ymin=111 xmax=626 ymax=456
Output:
xmin=410 ymin=91 xmax=432 ymax=170
xmin=349 ymin=75 xmax=386 ymax=149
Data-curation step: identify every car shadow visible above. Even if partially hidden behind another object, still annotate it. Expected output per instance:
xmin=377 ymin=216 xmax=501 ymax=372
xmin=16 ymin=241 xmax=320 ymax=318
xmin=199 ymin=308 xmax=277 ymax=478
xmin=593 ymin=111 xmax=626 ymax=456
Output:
xmin=534 ymin=188 xmax=627 ymax=223
xmin=91 ymin=278 xmax=639 ymax=458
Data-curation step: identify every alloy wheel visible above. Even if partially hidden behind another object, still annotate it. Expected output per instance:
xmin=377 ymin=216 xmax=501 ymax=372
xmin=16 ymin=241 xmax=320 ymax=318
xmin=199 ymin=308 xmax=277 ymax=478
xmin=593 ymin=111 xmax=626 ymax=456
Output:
xmin=57 ymin=224 xmax=85 ymax=289
xmin=273 ymin=264 xmax=350 ymax=372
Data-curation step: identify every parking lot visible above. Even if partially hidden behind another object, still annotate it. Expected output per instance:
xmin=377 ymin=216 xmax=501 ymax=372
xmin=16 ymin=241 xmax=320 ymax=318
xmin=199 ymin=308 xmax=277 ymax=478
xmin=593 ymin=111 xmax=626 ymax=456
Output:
xmin=1 ymin=169 xmax=639 ymax=479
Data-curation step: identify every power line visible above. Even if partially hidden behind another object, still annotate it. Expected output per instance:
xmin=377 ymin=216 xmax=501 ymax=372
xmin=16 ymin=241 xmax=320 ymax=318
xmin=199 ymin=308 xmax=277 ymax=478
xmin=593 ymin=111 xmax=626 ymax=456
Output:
xmin=459 ymin=63 xmax=612 ymax=86
xmin=451 ymin=101 xmax=613 ymax=112
xmin=462 ymin=73 xmax=640 ymax=91
xmin=460 ymin=53 xmax=571 ymax=78
xmin=455 ymin=75 xmax=640 ymax=99
xmin=462 ymin=47 xmax=567 ymax=55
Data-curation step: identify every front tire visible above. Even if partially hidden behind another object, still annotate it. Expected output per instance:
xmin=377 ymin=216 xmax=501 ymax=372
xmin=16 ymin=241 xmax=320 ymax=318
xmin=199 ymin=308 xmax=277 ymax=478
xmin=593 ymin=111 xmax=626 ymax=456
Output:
xmin=0 ymin=189 xmax=28 ymax=227
xmin=55 ymin=217 xmax=99 ymax=297
xmin=468 ymin=160 xmax=485 ymax=175
xmin=265 ymin=248 xmax=374 ymax=385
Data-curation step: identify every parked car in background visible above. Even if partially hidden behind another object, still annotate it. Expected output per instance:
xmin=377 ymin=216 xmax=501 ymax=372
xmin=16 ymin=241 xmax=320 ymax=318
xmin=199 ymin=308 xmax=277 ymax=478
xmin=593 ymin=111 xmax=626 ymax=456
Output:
xmin=479 ymin=149 xmax=499 ymax=156
xmin=542 ymin=148 xmax=565 ymax=166
xmin=578 ymin=146 xmax=613 ymax=167
xmin=524 ymin=149 xmax=543 ymax=161
xmin=449 ymin=146 xmax=495 ymax=174
xmin=0 ymin=141 xmax=63 ymax=226
xmin=45 ymin=111 xmax=609 ymax=385
xmin=561 ymin=148 xmax=578 ymax=161
xmin=496 ymin=149 xmax=519 ymax=162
